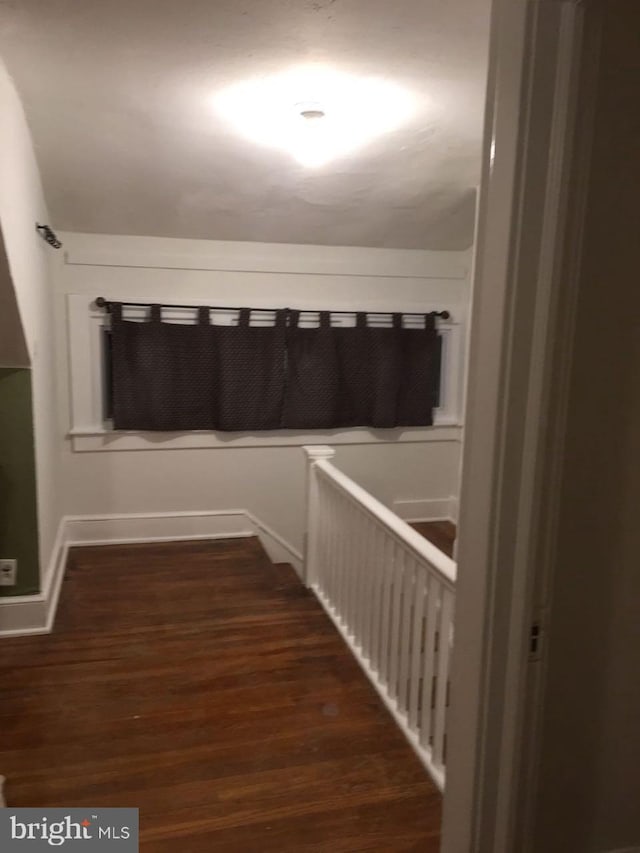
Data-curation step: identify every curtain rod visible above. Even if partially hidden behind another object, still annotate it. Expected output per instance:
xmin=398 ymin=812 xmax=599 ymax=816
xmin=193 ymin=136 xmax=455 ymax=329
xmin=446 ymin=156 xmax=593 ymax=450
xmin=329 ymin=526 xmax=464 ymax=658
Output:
xmin=94 ymin=297 xmax=451 ymax=321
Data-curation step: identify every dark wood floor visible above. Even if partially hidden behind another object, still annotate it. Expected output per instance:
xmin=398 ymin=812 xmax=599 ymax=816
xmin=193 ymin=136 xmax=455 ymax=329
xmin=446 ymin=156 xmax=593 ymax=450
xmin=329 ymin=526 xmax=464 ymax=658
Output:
xmin=0 ymin=537 xmax=441 ymax=851
xmin=411 ymin=521 xmax=456 ymax=559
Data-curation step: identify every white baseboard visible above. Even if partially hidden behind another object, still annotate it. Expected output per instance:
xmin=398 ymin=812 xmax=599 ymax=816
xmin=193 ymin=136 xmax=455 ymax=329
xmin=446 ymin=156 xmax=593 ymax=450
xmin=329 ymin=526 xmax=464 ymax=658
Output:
xmin=0 ymin=518 xmax=68 ymax=637
xmin=64 ymin=509 xmax=253 ymax=547
xmin=447 ymin=496 xmax=459 ymax=524
xmin=393 ymin=497 xmax=458 ymax=523
xmin=0 ymin=509 xmax=302 ymax=637
xmin=246 ymin=512 xmax=304 ymax=577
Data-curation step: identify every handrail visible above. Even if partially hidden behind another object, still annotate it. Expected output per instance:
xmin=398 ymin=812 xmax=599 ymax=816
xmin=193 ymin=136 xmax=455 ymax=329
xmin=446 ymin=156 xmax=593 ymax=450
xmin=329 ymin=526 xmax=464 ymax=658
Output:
xmin=313 ymin=457 xmax=457 ymax=587
xmin=304 ymin=445 xmax=456 ymax=790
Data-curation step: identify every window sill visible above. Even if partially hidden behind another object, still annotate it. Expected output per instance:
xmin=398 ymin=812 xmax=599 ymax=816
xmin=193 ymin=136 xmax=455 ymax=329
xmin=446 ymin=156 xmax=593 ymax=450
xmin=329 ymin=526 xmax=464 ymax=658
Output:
xmin=68 ymin=423 xmax=463 ymax=452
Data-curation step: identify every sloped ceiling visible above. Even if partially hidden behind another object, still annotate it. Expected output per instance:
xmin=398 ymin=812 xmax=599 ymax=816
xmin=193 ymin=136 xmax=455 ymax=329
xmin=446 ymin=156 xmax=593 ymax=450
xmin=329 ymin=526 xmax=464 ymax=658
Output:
xmin=0 ymin=0 xmax=490 ymax=250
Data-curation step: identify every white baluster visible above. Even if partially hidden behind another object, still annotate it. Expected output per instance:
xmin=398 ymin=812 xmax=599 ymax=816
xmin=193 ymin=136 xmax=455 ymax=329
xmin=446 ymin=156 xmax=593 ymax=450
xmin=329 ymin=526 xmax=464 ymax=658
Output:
xmin=432 ymin=586 xmax=454 ymax=769
xmin=351 ymin=508 xmax=362 ymax=651
xmin=349 ymin=502 xmax=361 ymax=642
xmin=327 ymin=481 xmax=338 ymax=605
xmin=398 ymin=556 xmax=416 ymax=716
xmin=335 ymin=495 xmax=346 ymax=624
xmin=420 ymin=576 xmax=441 ymax=751
xmin=388 ymin=547 xmax=404 ymax=703
xmin=358 ymin=513 xmax=368 ymax=658
xmin=379 ymin=536 xmax=394 ymax=687
xmin=317 ymin=481 xmax=327 ymax=594
xmin=409 ymin=568 xmax=427 ymax=732
xmin=341 ymin=493 xmax=352 ymax=627
xmin=361 ymin=516 xmax=375 ymax=664
xmin=343 ymin=499 xmax=353 ymax=634
xmin=369 ymin=525 xmax=384 ymax=674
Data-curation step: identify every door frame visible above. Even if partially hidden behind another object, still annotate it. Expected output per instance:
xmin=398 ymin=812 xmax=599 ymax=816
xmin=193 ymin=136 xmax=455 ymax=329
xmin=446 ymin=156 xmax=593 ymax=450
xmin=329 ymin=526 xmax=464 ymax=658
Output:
xmin=441 ymin=1 xmax=601 ymax=850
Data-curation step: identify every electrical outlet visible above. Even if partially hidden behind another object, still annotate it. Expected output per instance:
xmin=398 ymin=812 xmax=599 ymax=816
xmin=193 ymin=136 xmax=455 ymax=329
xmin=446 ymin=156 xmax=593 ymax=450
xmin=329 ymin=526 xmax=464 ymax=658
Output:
xmin=0 ymin=559 xmax=17 ymax=586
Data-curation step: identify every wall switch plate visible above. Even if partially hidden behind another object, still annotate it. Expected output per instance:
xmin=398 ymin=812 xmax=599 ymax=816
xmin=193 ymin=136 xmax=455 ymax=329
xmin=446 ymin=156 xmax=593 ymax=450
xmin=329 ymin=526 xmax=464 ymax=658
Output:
xmin=0 ymin=559 xmax=17 ymax=586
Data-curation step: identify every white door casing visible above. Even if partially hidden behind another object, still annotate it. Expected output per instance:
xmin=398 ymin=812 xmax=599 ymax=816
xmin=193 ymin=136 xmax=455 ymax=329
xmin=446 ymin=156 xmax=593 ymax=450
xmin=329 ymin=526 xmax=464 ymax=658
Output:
xmin=441 ymin=1 xmax=599 ymax=851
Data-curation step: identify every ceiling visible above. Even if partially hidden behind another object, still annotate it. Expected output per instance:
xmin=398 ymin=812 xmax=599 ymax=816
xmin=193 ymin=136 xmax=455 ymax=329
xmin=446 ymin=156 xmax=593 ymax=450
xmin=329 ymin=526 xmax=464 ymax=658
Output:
xmin=0 ymin=0 xmax=490 ymax=250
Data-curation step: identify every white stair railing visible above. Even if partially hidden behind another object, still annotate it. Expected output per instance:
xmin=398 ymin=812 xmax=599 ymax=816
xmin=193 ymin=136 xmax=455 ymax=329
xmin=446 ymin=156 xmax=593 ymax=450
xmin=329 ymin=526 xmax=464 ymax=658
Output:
xmin=304 ymin=445 xmax=457 ymax=791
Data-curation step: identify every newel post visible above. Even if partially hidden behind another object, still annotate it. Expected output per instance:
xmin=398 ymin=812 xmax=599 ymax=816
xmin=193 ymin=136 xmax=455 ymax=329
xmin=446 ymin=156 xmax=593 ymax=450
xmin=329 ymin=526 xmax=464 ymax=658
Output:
xmin=302 ymin=445 xmax=336 ymax=587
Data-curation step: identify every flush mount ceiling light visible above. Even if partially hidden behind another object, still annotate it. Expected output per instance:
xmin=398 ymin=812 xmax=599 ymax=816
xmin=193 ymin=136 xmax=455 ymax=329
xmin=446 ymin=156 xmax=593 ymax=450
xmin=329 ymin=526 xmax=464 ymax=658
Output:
xmin=215 ymin=66 xmax=415 ymax=168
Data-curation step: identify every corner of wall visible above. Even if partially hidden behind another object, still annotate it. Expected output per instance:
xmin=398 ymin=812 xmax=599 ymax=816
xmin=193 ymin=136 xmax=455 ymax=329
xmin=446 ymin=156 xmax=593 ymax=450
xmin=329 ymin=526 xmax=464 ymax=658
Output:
xmin=0 ymin=59 xmax=62 ymax=598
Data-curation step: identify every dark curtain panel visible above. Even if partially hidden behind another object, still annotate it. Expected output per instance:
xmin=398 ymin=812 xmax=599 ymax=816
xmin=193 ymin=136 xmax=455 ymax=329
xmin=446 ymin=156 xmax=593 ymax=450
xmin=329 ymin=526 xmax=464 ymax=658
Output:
xmin=101 ymin=326 xmax=114 ymax=421
xmin=283 ymin=312 xmax=441 ymax=429
xmin=282 ymin=311 xmax=341 ymax=429
xmin=393 ymin=313 xmax=442 ymax=425
xmin=214 ymin=308 xmax=287 ymax=431
xmin=111 ymin=304 xmax=286 ymax=431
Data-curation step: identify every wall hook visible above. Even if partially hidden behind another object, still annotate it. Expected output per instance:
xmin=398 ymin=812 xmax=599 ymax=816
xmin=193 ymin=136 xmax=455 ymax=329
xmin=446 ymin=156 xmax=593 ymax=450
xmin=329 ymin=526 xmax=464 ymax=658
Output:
xmin=35 ymin=223 xmax=62 ymax=249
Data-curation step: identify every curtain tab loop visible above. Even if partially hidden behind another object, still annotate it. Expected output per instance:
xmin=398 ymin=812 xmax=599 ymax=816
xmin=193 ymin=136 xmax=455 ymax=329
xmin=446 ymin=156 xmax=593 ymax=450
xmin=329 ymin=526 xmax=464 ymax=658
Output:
xmin=356 ymin=312 xmax=367 ymax=328
xmin=288 ymin=309 xmax=301 ymax=328
xmin=110 ymin=302 xmax=123 ymax=322
xmin=424 ymin=313 xmax=436 ymax=332
xmin=197 ymin=306 xmax=210 ymax=325
xmin=150 ymin=304 xmax=162 ymax=323
xmin=393 ymin=313 xmax=403 ymax=329
xmin=238 ymin=308 xmax=251 ymax=327
xmin=319 ymin=311 xmax=331 ymax=329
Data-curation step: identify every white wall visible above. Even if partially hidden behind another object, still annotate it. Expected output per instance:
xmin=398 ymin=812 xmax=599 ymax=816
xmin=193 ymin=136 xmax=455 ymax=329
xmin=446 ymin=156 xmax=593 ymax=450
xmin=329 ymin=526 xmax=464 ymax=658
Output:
xmin=0 ymin=58 xmax=61 ymax=585
xmin=54 ymin=233 xmax=469 ymax=557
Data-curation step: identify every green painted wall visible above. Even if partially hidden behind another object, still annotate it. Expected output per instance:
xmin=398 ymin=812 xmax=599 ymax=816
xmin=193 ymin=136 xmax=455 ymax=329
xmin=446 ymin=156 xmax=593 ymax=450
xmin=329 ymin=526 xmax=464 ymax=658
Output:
xmin=0 ymin=367 xmax=40 ymax=596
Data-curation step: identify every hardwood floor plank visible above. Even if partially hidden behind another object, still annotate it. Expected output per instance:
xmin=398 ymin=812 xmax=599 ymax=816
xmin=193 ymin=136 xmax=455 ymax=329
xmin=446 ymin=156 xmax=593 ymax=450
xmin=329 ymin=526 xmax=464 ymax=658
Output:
xmin=1 ymin=537 xmax=441 ymax=850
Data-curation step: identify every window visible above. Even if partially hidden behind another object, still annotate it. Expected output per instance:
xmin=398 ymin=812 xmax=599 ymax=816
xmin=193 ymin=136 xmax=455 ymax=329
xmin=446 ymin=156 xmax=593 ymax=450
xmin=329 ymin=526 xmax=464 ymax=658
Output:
xmin=66 ymin=295 xmax=466 ymax=451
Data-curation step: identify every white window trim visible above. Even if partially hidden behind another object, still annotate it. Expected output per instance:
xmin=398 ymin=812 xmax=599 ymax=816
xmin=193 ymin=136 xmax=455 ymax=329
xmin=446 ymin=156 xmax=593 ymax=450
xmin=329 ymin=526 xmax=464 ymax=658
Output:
xmin=66 ymin=294 xmax=466 ymax=452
